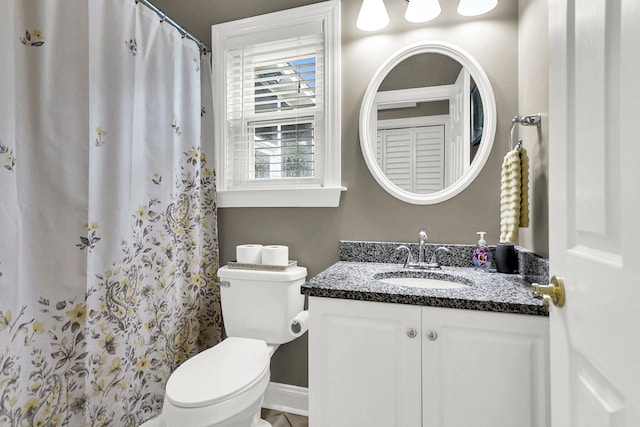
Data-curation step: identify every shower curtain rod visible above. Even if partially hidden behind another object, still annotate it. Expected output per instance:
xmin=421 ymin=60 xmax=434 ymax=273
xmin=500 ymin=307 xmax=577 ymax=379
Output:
xmin=135 ymin=0 xmax=210 ymax=53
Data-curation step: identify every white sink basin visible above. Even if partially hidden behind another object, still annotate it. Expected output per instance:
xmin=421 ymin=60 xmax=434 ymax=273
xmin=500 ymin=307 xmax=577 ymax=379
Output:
xmin=379 ymin=277 xmax=469 ymax=289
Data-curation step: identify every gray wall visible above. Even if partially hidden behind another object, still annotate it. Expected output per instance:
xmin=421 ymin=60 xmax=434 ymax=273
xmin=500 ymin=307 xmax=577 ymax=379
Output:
xmin=152 ymin=0 xmax=535 ymax=388
xmin=377 ymin=53 xmax=460 ymax=120
xmin=379 ymin=53 xmax=462 ymax=90
xmin=518 ymin=0 xmax=549 ymax=258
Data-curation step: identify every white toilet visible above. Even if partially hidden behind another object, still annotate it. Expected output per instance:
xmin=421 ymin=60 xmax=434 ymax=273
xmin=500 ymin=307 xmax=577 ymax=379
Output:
xmin=141 ymin=265 xmax=308 ymax=427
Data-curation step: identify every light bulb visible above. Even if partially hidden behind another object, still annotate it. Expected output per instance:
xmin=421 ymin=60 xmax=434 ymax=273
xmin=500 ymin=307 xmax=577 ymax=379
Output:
xmin=405 ymin=0 xmax=441 ymax=23
xmin=457 ymin=0 xmax=498 ymax=16
xmin=356 ymin=0 xmax=390 ymax=31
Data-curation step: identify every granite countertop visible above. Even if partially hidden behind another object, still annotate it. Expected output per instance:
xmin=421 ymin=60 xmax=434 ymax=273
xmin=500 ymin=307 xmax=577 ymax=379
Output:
xmin=301 ymin=261 xmax=548 ymax=316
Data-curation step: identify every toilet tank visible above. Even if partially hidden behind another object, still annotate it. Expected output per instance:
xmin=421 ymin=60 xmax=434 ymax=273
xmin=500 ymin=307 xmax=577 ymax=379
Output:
xmin=217 ymin=266 xmax=307 ymax=345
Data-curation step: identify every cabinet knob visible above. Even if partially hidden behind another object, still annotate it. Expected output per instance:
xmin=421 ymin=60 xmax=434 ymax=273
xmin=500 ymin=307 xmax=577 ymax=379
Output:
xmin=407 ymin=328 xmax=417 ymax=338
xmin=426 ymin=330 xmax=438 ymax=341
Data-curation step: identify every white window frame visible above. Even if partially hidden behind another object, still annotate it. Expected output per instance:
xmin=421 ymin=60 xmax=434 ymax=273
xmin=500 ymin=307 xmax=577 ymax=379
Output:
xmin=212 ymin=0 xmax=344 ymax=208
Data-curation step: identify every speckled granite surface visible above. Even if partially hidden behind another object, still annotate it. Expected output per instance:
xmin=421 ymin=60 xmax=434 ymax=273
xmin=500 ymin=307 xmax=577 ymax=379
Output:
xmin=339 ymin=240 xmax=489 ymax=268
xmin=517 ymin=247 xmax=549 ymax=285
xmin=301 ymin=262 xmax=547 ymax=316
xmin=302 ymin=241 xmax=549 ymax=317
xmin=339 ymin=240 xmax=549 ymax=283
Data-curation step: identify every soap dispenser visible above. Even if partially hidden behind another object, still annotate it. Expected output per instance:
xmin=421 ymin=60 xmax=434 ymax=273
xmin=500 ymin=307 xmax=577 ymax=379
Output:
xmin=472 ymin=232 xmax=492 ymax=271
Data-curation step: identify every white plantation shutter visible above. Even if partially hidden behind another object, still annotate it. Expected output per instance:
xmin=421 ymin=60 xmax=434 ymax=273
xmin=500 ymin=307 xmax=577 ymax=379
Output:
xmin=226 ymin=30 xmax=324 ymax=188
xmin=378 ymin=125 xmax=444 ymax=194
xmin=381 ymin=130 xmax=413 ymax=191
xmin=414 ymin=126 xmax=444 ymax=192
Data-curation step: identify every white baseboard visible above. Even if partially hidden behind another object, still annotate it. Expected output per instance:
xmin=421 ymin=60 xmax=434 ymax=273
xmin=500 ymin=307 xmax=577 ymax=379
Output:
xmin=262 ymin=382 xmax=309 ymax=416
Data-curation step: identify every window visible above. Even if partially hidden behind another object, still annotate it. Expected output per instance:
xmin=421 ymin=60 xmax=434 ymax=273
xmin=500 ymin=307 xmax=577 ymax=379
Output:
xmin=212 ymin=1 xmax=343 ymax=207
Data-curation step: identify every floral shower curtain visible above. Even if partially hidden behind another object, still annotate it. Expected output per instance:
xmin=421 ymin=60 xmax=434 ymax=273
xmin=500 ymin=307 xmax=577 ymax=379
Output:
xmin=0 ymin=1 xmax=222 ymax=426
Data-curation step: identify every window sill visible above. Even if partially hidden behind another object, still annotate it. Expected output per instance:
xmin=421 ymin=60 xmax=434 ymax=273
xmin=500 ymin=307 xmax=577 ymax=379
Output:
xmin=217 ymin=187 xmax=347 ymax=208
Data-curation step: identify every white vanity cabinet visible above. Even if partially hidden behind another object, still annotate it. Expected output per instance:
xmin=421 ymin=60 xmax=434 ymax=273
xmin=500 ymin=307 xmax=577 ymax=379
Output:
xmin=308 ymin=297 xmax=422 ymax=427
xmin=420 ymin=305 xmax=549 ymax=427
xmin=308 ymin=297 xmax=549 ymax=427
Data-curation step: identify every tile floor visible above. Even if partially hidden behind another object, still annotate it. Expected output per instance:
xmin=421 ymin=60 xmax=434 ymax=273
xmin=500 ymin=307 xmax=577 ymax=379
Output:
xmin=261 ymin=408 xmax=308 ymax=427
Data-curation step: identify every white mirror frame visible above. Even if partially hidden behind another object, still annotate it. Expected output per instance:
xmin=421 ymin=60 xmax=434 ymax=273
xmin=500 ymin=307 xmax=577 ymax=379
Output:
xmin=359 ymin=40 xmax=497 ymax=205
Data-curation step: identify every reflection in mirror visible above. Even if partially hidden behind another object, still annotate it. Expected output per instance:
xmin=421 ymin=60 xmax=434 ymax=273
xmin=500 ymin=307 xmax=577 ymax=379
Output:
xmin=374 ymin=53 xmax=483 ymax=194
xmin=360 ymin=41 xmax=496 ymax=205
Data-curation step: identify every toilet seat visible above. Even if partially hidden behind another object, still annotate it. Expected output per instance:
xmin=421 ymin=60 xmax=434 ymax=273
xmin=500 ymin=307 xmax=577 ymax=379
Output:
xmin=165 ymin=337 xmax=270 ymax=408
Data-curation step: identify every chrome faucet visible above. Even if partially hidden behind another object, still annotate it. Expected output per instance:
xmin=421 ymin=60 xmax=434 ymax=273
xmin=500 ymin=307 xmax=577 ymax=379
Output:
xmin=396 ymin=230 xmax=443 ymax=270
xmin=418 ymin=230 xmax=428 ymax=265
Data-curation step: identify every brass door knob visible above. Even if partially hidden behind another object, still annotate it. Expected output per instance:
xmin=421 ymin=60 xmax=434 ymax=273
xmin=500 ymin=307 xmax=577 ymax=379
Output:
xmin=532 ymin=276 xmax=565 ymax=311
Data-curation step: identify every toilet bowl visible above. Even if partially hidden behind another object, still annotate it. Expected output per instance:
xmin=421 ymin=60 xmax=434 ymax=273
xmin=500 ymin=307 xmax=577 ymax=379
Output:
xmin=141 ymin=266 xmax=307 ymax=427
xmin=161 ymin=337 xmax=271 ymax=427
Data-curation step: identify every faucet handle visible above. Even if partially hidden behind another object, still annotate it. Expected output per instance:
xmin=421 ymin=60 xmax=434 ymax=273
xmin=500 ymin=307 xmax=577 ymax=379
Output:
xmin=428 ymin=246 xmax=452 ymax=268
xmin=418 ymin=230 xmax=428 ymax=242
xmin=395 ymin=245 xmax=414 ymax=268
xmin=435 ymin=246 xmax=451 ymax=255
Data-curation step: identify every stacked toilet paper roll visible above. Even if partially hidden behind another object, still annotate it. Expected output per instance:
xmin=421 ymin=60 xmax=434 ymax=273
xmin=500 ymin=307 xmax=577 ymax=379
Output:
xmin=236 ymin=244 xmax=263 ymax=264
xmin=261 ymin=245 xmax=289 ymax=266
xmin=235 ymin=244 xmax=290 ymax=266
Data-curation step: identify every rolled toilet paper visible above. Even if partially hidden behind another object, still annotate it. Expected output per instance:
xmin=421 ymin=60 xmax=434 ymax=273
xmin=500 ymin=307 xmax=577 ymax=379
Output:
xmin=261 ymin=245 xmax=289 ymax=266
xmin=289 ymin=311 xmax=309 ymax=337
xmin=236 ymin=244 xmax=263 ymax=264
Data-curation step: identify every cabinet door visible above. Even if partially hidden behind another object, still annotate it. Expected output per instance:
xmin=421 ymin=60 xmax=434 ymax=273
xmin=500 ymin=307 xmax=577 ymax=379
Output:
xmin=309 ymin=297 xmax=422 ymax=427
xmin=422 ymin=307 xmax=549 ymax=427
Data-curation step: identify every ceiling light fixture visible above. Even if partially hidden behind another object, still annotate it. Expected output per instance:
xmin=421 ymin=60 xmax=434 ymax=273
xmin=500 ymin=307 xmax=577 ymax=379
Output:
xmin=356 ymin=0 xmax=390 ymax=32
xmin=357 ymin=0 xmax=497 ymax=31
xmin=405 ymin=0 xmax=441 ymax=23
xmin=457 ymin=0 xmax=498 ymax=16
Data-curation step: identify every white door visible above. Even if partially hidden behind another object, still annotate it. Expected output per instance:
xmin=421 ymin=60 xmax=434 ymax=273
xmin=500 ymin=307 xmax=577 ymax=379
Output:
xmin=446 ymin=67 xmax=470 ymax=186
xmin=548 ymin=0 xmax=640 ymax=425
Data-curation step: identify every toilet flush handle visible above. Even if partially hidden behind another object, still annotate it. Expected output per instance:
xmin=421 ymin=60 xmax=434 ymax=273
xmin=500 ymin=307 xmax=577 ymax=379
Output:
xmin=214 ymin=276 xmax=230 ymax=287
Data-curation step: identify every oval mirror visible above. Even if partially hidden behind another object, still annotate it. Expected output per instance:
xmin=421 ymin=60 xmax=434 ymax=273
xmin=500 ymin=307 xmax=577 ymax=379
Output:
xmin=359 ymin=41 xmax=496 ymax=204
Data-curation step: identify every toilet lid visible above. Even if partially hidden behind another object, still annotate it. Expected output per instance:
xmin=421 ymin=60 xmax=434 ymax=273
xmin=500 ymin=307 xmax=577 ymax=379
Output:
xmin=165 ymin=337 xmax=270 ymax=408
